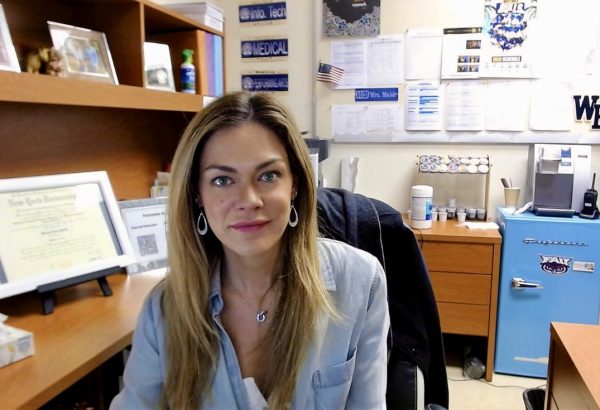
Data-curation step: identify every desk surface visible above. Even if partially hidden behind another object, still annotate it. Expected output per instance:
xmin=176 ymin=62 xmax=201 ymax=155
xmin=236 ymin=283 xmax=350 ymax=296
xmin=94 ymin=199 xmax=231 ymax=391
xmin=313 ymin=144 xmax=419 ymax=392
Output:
xmin=549 ymin=322 xmax=600 ymax=407
xmin=0 ymin=271 xmax=164 ymax=409
xmin=406 ymin=217 xmax=502 ymax=244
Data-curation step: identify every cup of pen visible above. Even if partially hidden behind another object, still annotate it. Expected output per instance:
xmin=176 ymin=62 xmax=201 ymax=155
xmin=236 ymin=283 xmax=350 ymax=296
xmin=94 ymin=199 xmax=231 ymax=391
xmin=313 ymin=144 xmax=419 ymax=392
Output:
xmin=504 ymin=187 xmax=521 ymax=209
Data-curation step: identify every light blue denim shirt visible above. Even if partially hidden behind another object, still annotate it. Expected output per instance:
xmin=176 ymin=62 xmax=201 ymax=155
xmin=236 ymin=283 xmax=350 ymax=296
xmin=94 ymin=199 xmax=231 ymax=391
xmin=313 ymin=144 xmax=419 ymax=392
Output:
xmin=111 ymin=238 xmax=390 ymax=409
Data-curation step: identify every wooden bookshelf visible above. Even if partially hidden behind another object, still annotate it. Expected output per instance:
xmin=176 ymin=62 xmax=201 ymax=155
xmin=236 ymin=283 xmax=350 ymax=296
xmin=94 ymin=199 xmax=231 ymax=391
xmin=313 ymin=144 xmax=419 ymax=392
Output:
xmin=0 ymin=0 xmax=225 ymax=199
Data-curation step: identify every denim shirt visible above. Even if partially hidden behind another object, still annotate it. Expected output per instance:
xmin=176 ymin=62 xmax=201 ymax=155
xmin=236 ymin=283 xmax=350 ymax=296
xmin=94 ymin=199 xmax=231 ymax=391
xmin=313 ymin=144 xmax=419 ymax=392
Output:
xmin=111 ymin=238 xmax=389 ymax=409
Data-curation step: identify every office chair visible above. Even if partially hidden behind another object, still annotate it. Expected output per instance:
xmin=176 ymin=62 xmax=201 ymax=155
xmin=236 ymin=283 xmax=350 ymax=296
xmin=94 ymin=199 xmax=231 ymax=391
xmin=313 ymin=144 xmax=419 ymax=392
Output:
xmin=317 ymin=188 xmax=449 ymax=410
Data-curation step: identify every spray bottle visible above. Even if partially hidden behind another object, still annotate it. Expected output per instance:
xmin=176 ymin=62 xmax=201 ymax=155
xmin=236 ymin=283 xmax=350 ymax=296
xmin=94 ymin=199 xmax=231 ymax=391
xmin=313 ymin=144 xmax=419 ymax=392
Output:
xmin=180 ymin=49 xmax=196 ymax=94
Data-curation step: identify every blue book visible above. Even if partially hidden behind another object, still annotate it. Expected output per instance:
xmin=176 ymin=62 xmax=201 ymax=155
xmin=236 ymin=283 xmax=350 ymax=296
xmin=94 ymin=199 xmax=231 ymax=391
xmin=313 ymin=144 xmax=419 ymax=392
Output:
xmin=213 ymin=35 xmax=224 ymax=97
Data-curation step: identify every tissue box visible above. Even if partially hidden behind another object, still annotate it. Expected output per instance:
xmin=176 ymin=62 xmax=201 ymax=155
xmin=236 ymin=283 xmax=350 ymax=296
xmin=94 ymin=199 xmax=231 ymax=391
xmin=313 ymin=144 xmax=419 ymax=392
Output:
xmin=0 ymin=325 xmax=34 ymax=368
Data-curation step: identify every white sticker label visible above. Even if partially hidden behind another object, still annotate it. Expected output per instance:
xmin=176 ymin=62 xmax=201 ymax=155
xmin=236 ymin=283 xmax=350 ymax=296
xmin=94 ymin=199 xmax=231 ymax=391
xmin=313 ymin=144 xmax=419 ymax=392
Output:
xmin=573 ymin=261 xmax=595 ymax=273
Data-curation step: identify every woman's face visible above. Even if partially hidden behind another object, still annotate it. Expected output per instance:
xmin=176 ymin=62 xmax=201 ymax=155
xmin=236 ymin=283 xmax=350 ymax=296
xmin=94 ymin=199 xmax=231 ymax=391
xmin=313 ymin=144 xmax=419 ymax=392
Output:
xmin=198 ymin=122 xmax=296 ymax=263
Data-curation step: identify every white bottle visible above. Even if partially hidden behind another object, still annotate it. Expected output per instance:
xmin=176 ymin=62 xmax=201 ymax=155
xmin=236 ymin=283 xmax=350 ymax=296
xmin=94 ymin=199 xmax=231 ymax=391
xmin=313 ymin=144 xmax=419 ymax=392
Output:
xmin=411 ymin=185 xmax=433 ymax=229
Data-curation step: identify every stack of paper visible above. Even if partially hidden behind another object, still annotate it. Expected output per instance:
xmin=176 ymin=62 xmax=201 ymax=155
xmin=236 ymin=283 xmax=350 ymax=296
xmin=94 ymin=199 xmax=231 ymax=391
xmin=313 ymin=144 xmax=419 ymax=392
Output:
xmin=156 ymin=1 xmax=224 ymax=32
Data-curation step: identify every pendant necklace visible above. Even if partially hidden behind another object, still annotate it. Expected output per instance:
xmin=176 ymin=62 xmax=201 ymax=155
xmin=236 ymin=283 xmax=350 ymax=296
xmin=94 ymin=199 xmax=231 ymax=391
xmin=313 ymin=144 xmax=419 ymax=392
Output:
xmin=227 ymin=276 xmax=280 ymax=324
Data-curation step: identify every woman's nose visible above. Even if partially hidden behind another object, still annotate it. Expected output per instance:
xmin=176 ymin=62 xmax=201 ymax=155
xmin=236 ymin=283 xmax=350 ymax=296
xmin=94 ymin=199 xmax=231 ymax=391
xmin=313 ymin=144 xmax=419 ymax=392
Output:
xmin=235 ymin=183 xmax=263 ymax=209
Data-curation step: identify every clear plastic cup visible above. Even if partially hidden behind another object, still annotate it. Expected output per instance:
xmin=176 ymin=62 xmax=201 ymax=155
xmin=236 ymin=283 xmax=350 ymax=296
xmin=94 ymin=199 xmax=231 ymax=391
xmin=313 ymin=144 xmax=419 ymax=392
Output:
xmin=457 ymin=212 xmax=467 ymax=223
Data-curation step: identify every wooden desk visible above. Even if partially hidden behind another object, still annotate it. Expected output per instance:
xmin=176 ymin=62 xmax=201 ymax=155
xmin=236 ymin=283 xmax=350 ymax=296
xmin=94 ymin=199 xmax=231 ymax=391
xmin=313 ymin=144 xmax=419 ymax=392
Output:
xmin=410 ymin=219 xmax=502 ymax=381
xmin=0 ymin=271 xmax=164 ymax=409
xmin=545 ymin=322 xmax=600 ymax=410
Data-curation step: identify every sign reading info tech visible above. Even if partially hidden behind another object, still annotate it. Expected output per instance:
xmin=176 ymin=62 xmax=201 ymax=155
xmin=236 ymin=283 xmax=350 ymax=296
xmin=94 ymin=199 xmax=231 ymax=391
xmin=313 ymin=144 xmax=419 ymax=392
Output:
xmin=239 ymin=2 xmax=287 ymax=23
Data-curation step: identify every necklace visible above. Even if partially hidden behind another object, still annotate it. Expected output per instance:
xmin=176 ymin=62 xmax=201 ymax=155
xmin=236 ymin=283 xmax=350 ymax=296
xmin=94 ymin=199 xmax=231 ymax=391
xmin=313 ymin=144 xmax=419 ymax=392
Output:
xmin=226 ymin=276 xmax=279 ymax=323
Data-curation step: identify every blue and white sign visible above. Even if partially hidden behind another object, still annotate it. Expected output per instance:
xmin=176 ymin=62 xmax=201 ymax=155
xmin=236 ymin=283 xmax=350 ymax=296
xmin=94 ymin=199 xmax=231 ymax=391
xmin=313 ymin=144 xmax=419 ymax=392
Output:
xmin=241 ymin=74 xmax=288 ymax=92
xmin=239 ymin=2 xmax=287 ymax=23
xmin=241 ymin=39 xmax=288 ymax=59
xmin=355 ymin=88 xmax=399 ymax=102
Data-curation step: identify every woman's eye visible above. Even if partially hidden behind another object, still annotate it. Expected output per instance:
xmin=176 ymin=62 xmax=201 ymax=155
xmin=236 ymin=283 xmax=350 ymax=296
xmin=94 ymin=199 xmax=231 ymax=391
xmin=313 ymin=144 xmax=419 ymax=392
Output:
xmin=259 ymin=171 xmax=281 ymax=182
xmin=211 ymin=176 xmax=232 ymax=186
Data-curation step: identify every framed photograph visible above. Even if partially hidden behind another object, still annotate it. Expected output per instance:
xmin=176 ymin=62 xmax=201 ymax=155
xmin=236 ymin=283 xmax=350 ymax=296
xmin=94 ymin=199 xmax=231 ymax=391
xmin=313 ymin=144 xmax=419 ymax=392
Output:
xmin=0 ymin=171 xmax=135 ymax=299
xmin=119 ymin=197 xmax=168 ymax=275
xmin=47 ymin=21 xmax=118 ymax=84
xmin=0 ymin=4 xmax=20 ymax=72
xmin=143 ymin=42 xmax=175 ymax=92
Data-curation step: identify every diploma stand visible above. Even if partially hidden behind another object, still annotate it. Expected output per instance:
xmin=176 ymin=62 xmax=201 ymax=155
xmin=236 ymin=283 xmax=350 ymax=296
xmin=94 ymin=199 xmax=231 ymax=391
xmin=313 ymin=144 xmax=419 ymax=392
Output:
xmin=36 ymin=267 xmax=119 ymax=315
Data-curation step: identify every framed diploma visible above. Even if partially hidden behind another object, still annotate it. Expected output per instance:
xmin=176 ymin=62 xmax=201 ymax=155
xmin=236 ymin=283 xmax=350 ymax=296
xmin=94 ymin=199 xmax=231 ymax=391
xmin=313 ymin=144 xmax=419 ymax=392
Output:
xmin=0 ymin=171 xmax=135 ymax=299
xmin=119 ymin=197 xmax=168 ymax=275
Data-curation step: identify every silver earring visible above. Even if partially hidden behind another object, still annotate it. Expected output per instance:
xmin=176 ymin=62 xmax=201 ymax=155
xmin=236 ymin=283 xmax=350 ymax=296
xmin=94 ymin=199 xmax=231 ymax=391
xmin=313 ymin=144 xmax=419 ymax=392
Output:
xmin=288 ymin=203 xmax=298 ymax=228
xmin=197 ymin=209 xmax=208 ymax=236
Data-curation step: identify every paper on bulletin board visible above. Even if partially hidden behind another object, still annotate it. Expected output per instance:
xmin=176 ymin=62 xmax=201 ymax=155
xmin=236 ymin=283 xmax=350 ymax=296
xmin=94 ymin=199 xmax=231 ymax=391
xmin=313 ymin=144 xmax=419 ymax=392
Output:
xmin=445 ymin=80 xmax=485 ymax=131
xmin=331 ymin=40 xmax=367 ymax=88
xmin=528 ymin=80 xmax=572 ymax=131
xmin=331 ymin=104 xmax=402 ymax=142
xmin=366 ymin=35 xmax=404 ymax=86
xmin=480 ymin=0 xmax=538 ymax=78
xmin=405 ymin=81 xmax=443 ymax=131
xmin=441 ymin=27 xmax=482 ymax=79
xmin=485 ymin=80 xmax=530 ymax=131
xmin=405 ymin=28 xmax=443 ymax=80
xmin=331 ymin=36 xmax=403 ymax=88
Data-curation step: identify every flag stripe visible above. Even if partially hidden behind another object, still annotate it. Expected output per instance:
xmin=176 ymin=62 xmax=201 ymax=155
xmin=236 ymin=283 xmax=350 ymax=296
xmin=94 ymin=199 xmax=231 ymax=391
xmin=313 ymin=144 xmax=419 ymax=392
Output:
xmin=316 ymin=63 xmax=344 ymax=85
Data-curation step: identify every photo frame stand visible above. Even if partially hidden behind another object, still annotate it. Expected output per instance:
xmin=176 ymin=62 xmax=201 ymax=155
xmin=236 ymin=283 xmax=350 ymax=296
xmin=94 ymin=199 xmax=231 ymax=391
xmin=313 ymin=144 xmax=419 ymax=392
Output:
xmin=36 ymin=266 xmax=119 ymax=315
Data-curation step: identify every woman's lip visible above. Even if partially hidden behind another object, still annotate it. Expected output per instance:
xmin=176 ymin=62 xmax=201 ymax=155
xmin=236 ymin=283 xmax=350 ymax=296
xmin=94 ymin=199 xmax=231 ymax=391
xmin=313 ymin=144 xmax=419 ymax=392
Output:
xmin=231 ymin=220 xmax=270 ymax=231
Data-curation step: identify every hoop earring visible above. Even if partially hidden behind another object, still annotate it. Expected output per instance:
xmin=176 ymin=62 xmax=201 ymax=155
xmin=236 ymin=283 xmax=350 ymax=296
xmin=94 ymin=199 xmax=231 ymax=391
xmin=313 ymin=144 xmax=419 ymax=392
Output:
xmin=196 ymin=209 xmax=208 ymax=236
xmin=288 ymin=203 xmax=298 ymax=228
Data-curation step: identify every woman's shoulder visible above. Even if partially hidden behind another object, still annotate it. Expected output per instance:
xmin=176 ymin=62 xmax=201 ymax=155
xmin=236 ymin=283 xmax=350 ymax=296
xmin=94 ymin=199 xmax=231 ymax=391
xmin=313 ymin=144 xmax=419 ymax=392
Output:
xmin=317 ymin=238 xmax=383 ymax=287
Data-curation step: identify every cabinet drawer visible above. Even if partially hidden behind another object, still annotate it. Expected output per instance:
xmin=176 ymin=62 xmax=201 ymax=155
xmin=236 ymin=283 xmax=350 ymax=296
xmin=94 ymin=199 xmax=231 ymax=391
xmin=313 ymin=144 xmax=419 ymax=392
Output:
xmin=430 ymin=272 xmax=491 ymax=305
xmin=437 ymin=302 xmax=489 ymax=336
xmin=422 ymin=242 xmax=493 ymax=274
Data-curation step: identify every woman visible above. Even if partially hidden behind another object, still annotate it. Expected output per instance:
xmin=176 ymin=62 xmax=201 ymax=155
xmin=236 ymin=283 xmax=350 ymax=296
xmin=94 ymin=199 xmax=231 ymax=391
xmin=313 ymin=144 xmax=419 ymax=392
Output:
xmin=111 ymin=92 xmax=389 ymax=409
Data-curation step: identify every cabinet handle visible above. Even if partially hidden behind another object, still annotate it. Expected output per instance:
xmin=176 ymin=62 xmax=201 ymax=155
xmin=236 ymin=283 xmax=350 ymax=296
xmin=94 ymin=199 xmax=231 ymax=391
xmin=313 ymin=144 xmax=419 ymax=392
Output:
xmin=511 ymin=277 xmax=543 ymax=289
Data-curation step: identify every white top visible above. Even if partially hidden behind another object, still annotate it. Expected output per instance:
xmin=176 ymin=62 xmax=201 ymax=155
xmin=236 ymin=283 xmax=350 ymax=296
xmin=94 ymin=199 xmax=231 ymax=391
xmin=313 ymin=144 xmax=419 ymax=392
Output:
xmin=243 ymin=377 xmax=268 ymax=410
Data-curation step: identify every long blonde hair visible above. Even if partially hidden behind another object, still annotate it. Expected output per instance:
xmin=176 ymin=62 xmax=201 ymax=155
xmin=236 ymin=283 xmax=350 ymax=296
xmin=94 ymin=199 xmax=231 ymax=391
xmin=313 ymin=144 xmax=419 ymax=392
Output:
xmin=163 ymin=92 xmax=333 ymax=408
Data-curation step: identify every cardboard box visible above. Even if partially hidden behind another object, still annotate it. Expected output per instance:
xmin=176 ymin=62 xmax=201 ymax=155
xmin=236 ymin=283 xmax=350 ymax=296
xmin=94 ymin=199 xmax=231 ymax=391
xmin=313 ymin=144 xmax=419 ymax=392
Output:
xmin=0 ymin=325 xmax=34 ymax=368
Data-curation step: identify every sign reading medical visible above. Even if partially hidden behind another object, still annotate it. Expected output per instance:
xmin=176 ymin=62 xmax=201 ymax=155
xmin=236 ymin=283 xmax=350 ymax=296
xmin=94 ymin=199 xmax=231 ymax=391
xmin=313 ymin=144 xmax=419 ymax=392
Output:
xmin=241 ymin=39 xmax=288 ymax=59
xmin=241 ymin=74 xmax=288 ymax=92
xmin=574 ymin=95 xmax=600 ymax=129
xmin=239 ymin=2 xmax=287 ymax=23
xmin=355 ymin=88 xmax=399 ymax=102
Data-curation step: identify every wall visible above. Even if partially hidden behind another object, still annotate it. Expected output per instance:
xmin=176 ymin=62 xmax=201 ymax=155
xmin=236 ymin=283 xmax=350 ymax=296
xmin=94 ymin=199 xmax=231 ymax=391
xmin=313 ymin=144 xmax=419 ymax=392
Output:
xmin=171 ymin=0 xmax=600 ymax=218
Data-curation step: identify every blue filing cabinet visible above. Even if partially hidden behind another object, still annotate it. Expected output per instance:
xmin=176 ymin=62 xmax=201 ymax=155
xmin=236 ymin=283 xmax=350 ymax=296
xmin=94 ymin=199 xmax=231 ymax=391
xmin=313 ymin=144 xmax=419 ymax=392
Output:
xmin=495 ymin=207 xmax=600 ymax=378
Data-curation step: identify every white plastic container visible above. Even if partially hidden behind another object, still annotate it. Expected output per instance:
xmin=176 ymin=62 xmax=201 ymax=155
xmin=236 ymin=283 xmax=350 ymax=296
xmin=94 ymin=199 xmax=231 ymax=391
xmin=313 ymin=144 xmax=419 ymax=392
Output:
xmin=411 ymin=185 xmax=433 ymax=229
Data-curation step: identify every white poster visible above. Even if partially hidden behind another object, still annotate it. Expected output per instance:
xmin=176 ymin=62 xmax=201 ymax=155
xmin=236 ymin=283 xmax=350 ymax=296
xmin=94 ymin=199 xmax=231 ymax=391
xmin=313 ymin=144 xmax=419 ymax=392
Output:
xmin=480 ymin=0 xmax=538 ymax=78
xmin=445 ymin=80 xmax=486 ymax=131
xmin=405 ymin=81 xmax=443 ymax=131
xmin=441 ymin=27 xmax=483 ymax=79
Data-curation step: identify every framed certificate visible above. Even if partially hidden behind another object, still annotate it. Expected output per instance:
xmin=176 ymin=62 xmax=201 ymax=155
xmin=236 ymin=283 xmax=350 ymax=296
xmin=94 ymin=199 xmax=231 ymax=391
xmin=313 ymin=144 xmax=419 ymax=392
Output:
xmin=0 ymin=171 xmax=135 ymax=299
xmin=119 ymin=197 xmax=168 ymax=274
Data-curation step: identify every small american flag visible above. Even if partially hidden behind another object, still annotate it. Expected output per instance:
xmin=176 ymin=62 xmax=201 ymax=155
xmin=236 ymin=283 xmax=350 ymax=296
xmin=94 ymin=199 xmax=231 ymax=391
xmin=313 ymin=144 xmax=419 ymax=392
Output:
xmin=316 ymin=63 xmax=344 ymax=85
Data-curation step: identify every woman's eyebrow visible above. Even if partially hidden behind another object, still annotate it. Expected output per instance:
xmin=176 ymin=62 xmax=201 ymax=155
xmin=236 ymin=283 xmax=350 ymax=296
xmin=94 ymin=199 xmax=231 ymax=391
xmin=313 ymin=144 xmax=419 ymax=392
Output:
xmin=203 ymin=158 xmax=285 ymax=173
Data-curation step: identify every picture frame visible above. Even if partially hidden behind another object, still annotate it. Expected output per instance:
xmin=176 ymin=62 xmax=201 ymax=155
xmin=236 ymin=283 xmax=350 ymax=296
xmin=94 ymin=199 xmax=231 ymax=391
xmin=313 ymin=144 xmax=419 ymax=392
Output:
xmin=47 ymin=21 xmax=118 ymax=84
xmin=0 ymin=4 xmax=20 ymax=72
xmin=143 ymin=42 xmax=175 ymax=92
xmin=0 ymin=171 xmax=135 ymax=299
xmin=118 ymin=197 xmax=168 ymax=275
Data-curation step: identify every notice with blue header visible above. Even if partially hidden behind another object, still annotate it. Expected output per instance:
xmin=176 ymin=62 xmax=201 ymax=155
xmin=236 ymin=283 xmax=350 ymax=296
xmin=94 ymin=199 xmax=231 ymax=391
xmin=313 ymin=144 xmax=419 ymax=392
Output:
xmin=241 ymin=39 xmax=288 ymax=60
xmin=405 ymin=81 xmax=442 ymax=130
xmin=355 ymin=88 xmax=398 ymax=102
xmin=241 ymin=74 xmax=288 ymax=92
xmin=239 ymin=2 xmax=286 ymax=23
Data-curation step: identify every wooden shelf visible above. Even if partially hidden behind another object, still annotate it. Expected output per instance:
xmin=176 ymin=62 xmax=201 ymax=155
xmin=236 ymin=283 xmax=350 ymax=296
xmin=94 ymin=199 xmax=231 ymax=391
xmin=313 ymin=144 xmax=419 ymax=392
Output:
xmin=0 ymin=71 xmax=203 ymax=112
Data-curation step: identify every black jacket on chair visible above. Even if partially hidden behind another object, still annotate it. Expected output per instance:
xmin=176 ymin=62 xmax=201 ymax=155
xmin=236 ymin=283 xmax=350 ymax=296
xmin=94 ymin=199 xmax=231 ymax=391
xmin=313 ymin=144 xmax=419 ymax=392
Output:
xmin=317 ymin=188 xmax=449 ymax=408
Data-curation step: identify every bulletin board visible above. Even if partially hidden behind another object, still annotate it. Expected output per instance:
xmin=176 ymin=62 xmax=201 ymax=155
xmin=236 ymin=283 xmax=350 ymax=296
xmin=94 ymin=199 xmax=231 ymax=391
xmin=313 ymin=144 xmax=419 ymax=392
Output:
xmin=315 ymin=0 xmax=600 ymax=144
